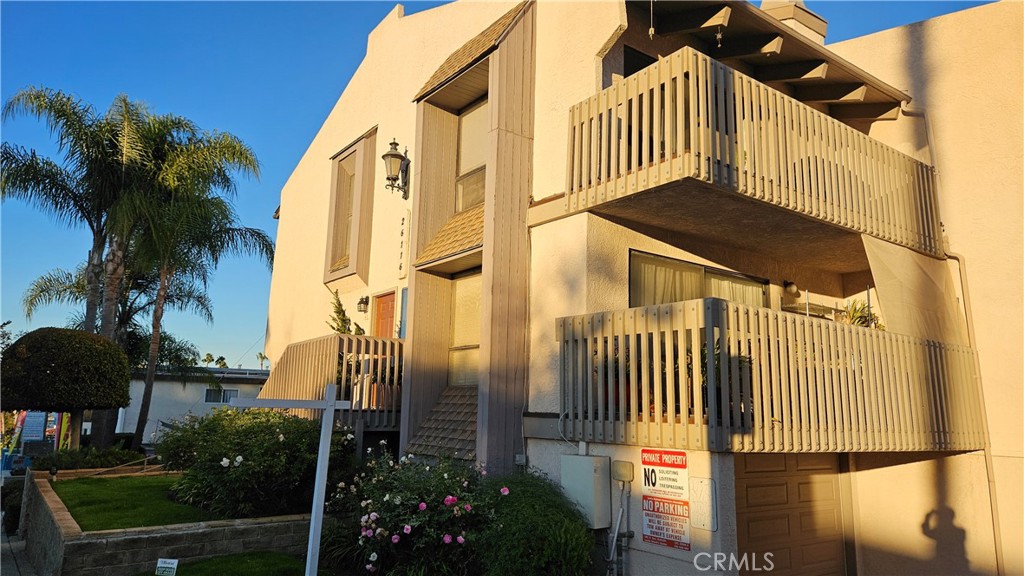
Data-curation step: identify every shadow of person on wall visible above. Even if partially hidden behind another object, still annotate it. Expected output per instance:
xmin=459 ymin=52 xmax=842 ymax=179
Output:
xmin=922 ymin=506 xmax=970 ymax=575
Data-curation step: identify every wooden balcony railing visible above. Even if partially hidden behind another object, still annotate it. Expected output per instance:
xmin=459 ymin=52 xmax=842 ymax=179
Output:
xmin=258 ymin=334 xmax=404 ymax=430
xmin=566 ymin=47 xmax=943 ymax=257
xmin=557 ymin=298 xmax=985 ymax=452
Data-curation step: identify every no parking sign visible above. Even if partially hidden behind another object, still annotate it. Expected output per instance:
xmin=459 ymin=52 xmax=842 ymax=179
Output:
xmin=640 ymin=449 xmax=690 ymax=550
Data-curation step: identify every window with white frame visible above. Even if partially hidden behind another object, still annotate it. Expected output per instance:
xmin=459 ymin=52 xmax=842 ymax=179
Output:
xmin=205 ymin=388 xmax=239 ymax=404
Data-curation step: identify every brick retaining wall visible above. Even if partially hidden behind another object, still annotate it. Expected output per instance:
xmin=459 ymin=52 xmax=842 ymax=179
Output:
xmin=21 ymin=470 xmax=310 ymax=576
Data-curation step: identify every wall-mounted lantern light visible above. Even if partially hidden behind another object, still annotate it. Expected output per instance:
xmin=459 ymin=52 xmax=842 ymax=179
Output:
xmin=783 ymin=281 xmax=800 ymax=295
xmin=382 ymin=139 xmax=410 ymax=199
xmin=357 ymin=296 xmax=370 ymax=314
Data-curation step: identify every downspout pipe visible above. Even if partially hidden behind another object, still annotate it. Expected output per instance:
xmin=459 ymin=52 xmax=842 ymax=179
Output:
xmin=902 ymin=102 xmax=1006 ymax=576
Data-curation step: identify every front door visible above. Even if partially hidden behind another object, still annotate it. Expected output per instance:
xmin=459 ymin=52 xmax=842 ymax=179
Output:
xmin=373 ymin=292 xmax=396 ymax=337
xmin=735 ymin=453 xmax=847 ymax=576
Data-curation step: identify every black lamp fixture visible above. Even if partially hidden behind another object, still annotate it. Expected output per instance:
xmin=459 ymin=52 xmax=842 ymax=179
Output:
xmin=382 ymin=139 xmax=411 ymax=199
xmin=357 ymin=296 xmax=370 ymax=314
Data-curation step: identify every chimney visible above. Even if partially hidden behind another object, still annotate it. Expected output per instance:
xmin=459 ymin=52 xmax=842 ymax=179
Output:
xmin=760 ymin=1 xmax=828 ymax=45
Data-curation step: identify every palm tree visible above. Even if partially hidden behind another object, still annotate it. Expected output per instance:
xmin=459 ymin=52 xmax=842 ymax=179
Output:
xmin=215 ymin=356 xmax=228 ymax=369
xmin=129 ymin=120 xmax=268 ymax=450
xmin=203 ymin=352 xmax=214 ymax=367
xmin=2 ymin=88 xmax=144 ymax=333
xmin=256 ymin=352 xmax=268 ymax=370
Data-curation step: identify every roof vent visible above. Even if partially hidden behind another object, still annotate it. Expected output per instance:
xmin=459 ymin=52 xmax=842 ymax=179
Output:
xmin=760 ymin=0 xmax=828 ymax=45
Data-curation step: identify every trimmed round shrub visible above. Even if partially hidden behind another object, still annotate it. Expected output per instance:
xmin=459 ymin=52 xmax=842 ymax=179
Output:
xmin=0 ymin=327 xmax=130 ymax=411
xmin=477 ymin=472 xmax=592 ymax=576
xmin=156 ymin=407 xmax=357 ymax=518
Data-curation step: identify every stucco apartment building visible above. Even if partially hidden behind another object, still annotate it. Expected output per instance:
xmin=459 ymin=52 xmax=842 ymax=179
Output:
xmin=263 ymin=1 xmax=1022 ymax=574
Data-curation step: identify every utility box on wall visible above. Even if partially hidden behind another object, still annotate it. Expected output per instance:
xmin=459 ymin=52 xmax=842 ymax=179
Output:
xmin=560 ymin=455 xmax=611 ymax=529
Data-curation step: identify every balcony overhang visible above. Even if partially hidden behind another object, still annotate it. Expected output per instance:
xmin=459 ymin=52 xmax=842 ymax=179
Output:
xmin=644 ymin=1 xmax=910 ymax=120
xmin=592 ymin=177 xmax=870 ymax=275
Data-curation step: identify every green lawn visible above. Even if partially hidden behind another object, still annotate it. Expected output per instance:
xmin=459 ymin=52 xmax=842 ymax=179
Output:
xmin=52 ymin=475 xmax=221 ymax=531
xmin=134 ymin=552 xmax=306 ymax=576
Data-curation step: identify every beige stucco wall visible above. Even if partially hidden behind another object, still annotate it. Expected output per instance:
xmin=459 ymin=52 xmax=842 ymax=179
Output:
xmin=849 ymin=452 xmax=998 ymax=575
xmin=527 ymin=440 xmax=739 ymax=576
xmin=830 ymin=4 xmax=1024 ymax=573
xmin=532 ymin=1 xmax=623 ymax=202
xmin=265 ymin=1 xmax=517 ymax=361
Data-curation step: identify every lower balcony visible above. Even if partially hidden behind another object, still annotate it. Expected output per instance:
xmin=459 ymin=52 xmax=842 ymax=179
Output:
xmin=556 ymin=298 xmax=985 ymax=453
xmin=258 ymin=334 xmax=404 ymax=431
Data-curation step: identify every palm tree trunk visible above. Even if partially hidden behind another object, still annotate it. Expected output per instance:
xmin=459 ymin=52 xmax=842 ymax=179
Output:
xmin=69 ymin=410 xmax=84 ymax=449
xmin=93 ymin=235 xmax=128 ymax=448
xmin=132 ymin=266 xmax=170 ymax=451
xmin=83 ymin=232 xmax=105 ymax=333
xmin=99 ymin=236 xmax=127 ymax=340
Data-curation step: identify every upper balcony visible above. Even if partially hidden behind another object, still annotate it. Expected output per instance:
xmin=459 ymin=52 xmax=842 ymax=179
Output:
xmin=565 ymin=46 xmax=944 ymax=263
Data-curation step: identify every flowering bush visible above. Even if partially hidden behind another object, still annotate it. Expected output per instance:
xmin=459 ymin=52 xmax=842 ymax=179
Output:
xmin=325 ymin=446 xmax=591 ymax=575
xmin=156 ymin=407 xmax=357 ymax=518
xmin=327 ymin=446 xmax=507 ymax=575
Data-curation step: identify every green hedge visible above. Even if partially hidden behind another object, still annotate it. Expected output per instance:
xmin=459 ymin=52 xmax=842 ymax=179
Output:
xmin=31 ymin=447 xmax=143 ymax=471
xmin=157 ymin=407 xmax=357 ymax=518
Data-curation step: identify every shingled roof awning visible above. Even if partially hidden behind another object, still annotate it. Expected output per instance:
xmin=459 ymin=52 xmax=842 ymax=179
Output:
xmin=415 ymin=203 xmax=485 ymax=268
xmin=414 ymin=1 xmax=529 ymax=103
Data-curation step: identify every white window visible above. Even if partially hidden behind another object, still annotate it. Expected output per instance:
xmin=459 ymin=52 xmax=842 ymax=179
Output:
xmin=205 ymin=389 xmax=239 ymax=403
xmin=456 ymin=100 xmax=488 ymax=212
xmin=629 ymin=252 xmax=767 ymax=308
xmin=448 ymin=271 xmax=482 ymax=386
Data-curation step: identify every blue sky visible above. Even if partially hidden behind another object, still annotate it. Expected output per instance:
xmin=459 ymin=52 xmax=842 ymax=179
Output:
xmin=0 ymin=1 xmax=988 ymax=368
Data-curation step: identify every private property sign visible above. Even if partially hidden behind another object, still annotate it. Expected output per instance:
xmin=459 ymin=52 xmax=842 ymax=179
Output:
xmin=640 ymin=449 xmax=691 ymax=550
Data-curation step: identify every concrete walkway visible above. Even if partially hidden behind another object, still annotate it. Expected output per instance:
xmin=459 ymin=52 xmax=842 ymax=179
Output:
xmin=1 ymin=512 xmax=38 ymax=576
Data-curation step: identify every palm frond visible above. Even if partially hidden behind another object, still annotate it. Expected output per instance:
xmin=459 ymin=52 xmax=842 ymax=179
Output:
xmin=22 ymin=266 xmax=88 ymax=320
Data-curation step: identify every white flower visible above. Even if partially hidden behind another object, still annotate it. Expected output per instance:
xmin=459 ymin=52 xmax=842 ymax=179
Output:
xmin=379 ymin=439 xmax=387 ymax=446
xmin=369 ymin=553 xmax=378 ymax=562
xmin=444 ymin=473 xmax=448 ymax=479
xmin=346 ymin=434 xmax=355 ymax=441
xmin=234 ymin=455 xmax=243 ymax=466
xmin=407 ymin=453 xmax=414 ymax=459
xmin=383 ymin=494 xmax=390 ymax=501
xmin=278 ymin=434 xmax=285 ymax=442
xmin=220 ymin=458 xmax=230 ymax=468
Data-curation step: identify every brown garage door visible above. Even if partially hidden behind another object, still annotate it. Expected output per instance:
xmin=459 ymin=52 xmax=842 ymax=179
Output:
xmin=735 ymin=454 xmax=847 ymax=576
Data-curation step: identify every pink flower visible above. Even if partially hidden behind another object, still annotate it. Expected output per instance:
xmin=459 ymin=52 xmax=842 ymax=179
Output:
xmin=369 ymin=512 xmax=379 ymax=521
xmin=365 ymin=565 xmax=375 ymax=573
xmin=463 ymin=504 xmax=472 ymax=512
xmin=392 ymin=534 xmax=400 ymax=544
xmin=457 ymin=535 xmax=465 ymax=544
xmin=444 ymin=495 xmax=458 ymax=506
xmin=418 ymin=502 xmax=427 ymax=511
xmin=500 ymin=487 xmax=510 ymax=496
xmin=442 ymin=534 xmax=453 ymax=544
xmin=403 ymin=524 xmax=412 ymax=534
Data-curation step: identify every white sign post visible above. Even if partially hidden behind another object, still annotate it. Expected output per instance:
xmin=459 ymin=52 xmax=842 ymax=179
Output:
xmin=231 ymin=383 xmax=349 ymax=576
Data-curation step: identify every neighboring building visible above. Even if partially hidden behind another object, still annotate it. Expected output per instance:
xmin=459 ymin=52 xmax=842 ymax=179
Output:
xmin=116 ymin=367 xmax=268 ymax=441
xmin=263 ymin=1 xmax=1022 ymax=575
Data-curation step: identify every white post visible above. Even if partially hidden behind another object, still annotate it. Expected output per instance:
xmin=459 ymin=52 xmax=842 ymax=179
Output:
xmin=231 ymin=383 xmax=348 ymax=576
